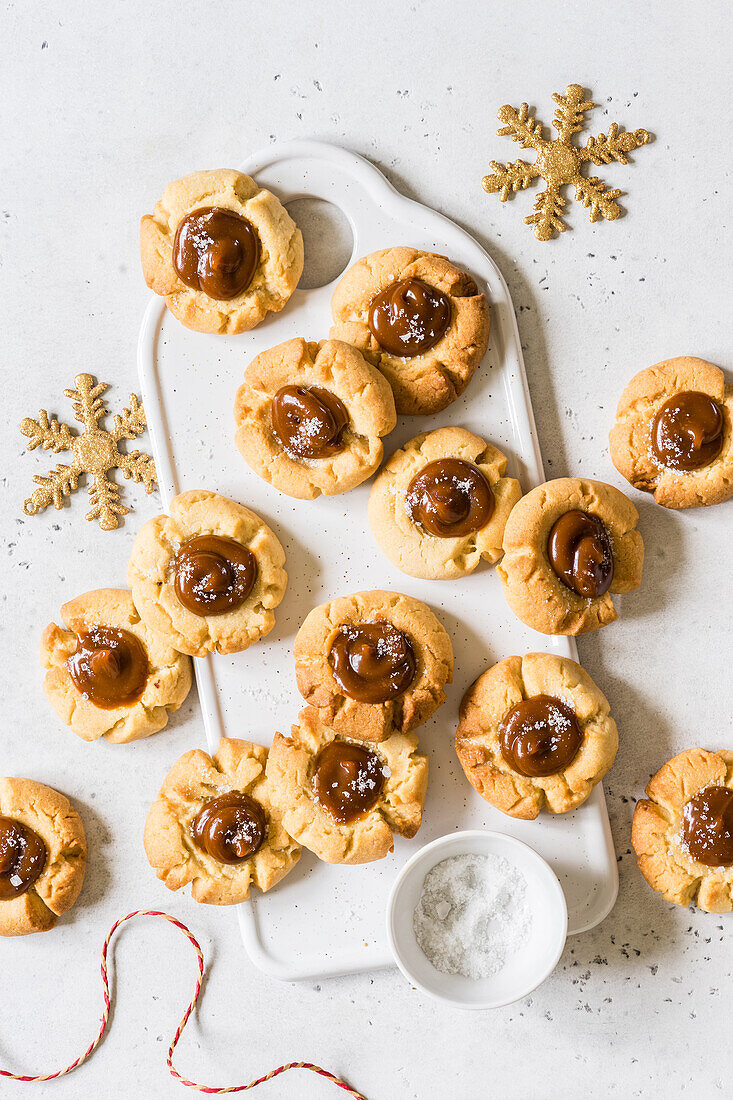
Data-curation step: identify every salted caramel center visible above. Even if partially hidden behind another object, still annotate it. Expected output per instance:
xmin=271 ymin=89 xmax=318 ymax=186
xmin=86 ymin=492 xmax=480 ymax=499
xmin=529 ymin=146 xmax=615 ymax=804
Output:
xmin=651 ymin=391 xmax=724 ymax=472
xmin=67 ymin=626 xmax=148 ymax=708
xmin=405 ymin=457 xmax=494 ymax=537
xmin=191 ymin=792 xmax=267 ymax=865
xmin=548 ymin=510 xmax=614 ymax=598
xmin=271 ymin=385 xmax=349 ymax=460
xmin=312 ymin=740 xmax=385 ymax=823
xmin=499 ymin=694 xmax=584 ymax=777
xmin=368 ymin=277 xmax=451 ymax=357
xmin=0 ymin=816 xmax=48 ymax=900
xmin=174 ymin=535 xmax=257 ymax=616
xmin=329 ymin=622 xmax=416 ymax=703
xmin=682 ymin=786 xmax=733 ymax=866
xmin=173 ymin=207 xmax=260 ymax=300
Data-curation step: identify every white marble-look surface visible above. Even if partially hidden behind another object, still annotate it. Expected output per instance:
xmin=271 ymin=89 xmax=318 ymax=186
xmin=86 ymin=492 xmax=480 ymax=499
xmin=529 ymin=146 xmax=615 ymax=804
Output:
xmin=1 ymin=3 xmax=730 ymax=1097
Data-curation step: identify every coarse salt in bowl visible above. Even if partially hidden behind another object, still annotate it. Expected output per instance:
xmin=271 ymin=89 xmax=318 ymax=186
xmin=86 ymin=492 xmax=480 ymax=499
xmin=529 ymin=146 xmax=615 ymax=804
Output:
xmin=386 ymin=830 xmax=568 ymax=1009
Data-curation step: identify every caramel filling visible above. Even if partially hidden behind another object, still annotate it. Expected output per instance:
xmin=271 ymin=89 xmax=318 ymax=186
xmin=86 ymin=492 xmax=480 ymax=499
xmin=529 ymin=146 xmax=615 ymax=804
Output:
xmin=329 ymin=622 xmax=416 ymax=703
xmin=368 ymin=277 xmax=451 ymax=357
xmin=311 ymin=740 xmax=385 ymax=823
xmin=548 ymin=510 xmax=614 ymax=598
xmin=406 ymin=457 xmax=494 ymax=537
xmin=174 ymin=535 xmax=257 ymax=616
xmin=0 ymin=816 xmax=47 ymax=900
xmin=67 ymin=626 xmax=148 ymax=708
xmin=651 ymin=391 xmax=724 ymax=472
xmin=682 ymin=786 xmax=733 ymax=866
xmin=173 ymin=207 xmax=260 ymax=300
xmin=499 ymin=695 xmax=583 ymax=777
xmin=191 ymin=792 xmax=267 ymax=864
xmin=271 ymin=385 xmax=349 ymax=460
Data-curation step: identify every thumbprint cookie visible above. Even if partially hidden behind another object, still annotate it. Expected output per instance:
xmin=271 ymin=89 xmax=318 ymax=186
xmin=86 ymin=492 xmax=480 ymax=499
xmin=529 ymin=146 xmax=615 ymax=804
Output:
xmin=330 ymin=247 xmax=490 ymax=415
xmin=234 ymin=337 xmax=396 ymax=499
xmin=368 ymin=426 xmax=522 ymax=579
xmin=610 ymin=356 xmax=733 ymax=509
xmin=455 ymin=653 xmax=618 ymax=819
xmin=632 ymin=748 xmax=733 ymax=912
xmin=144 ymin=737 xmax=300 ymax=905
xmin=293 ymin=589 xmax=454 ymax=743
xmin=0 ymin=778 xmax=86 ymax=936
xmin=140 ymin=169 xmax=303 ymax=334
xmin=497 ymin=477 xmax=643 ymax=635
xmin=266 ymin=707 xmax=428 ymax=864
xmin=127 ymin=490 xmax=287 ymax=657
xmin=41 ymin=588 xmax=192 ymax=743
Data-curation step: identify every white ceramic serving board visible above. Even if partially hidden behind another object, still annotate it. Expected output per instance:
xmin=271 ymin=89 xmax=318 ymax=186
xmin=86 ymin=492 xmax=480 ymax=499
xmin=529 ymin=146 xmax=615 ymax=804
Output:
xmin=138 ymin=140 xmax=618 ymax=981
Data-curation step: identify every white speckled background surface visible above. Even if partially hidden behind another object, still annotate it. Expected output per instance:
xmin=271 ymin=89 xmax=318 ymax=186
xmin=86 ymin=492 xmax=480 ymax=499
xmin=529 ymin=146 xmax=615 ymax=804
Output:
xmin=1 ymin=2 xmax=730 ymax=1098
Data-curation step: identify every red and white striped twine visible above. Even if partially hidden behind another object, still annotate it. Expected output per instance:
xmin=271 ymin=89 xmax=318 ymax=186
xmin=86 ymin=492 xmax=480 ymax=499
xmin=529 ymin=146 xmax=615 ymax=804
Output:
xmin=0 ymin=909 xmax=368 ymax=1098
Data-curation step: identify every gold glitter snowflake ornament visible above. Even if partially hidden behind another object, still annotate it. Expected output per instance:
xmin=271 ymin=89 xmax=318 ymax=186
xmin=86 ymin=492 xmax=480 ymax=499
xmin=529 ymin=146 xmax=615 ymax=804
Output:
xmin=21 ymin=374 xmax=157 ymax=531
xmin=482 ymin=84 xmax=650 ymax=240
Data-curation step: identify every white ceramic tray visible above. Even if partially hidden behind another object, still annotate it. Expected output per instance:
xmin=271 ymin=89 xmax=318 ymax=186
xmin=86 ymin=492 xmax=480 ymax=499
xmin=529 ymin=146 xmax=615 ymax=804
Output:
xmin=138 ymin=140 xmax=618 ymax=981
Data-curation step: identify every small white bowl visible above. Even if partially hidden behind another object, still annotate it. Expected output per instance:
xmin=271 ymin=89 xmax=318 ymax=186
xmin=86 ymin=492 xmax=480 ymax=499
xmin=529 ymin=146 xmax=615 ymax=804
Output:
xmin=386 ymin=830 xmax=568 ymax=1009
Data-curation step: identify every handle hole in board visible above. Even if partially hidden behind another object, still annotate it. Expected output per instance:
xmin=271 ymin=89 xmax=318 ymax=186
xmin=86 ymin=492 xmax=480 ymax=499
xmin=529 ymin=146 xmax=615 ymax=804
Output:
xmin=286 ymin=197 xmax=355 ymax=290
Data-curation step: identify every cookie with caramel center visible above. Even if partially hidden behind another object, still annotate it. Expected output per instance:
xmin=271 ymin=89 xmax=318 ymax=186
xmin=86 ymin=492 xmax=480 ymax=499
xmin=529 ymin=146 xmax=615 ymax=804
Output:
xmin=0 ymin=778 xmax=86 ymax=937
xmin=234 ymin=337 xmax=396 ymax=500
xmin=293 ymin=589 xmax=453 ymax=743
xmin=144 ymin=737 xmax=300 ymax=905
xmin=632 ymin=748 xmax=733 ymax=913
xmin=266 ymin=708 xmax=428 ymax=865
xmin=41 ymin=588 xmax=192 ymax=744
xmin=330 ymin=247 xmax=490 ymax=415
xmin=368 ymin=426 xmax=522 ymax=579
xmin=455 ymin=653 xmax=618 ymax=820
xmin=127 ymin=490 xmax=287 ymax=657
xmin=497 ymin=477 xmax=643 ymax=635
xmin=140 ymin=169 xmax=303 ymax=334
xmin=609 ymin=356 xmax=733 ymax=509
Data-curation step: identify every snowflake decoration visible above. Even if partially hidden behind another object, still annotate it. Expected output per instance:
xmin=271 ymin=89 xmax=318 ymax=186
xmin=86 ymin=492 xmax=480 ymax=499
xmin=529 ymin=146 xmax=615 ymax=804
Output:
xmin=482 ymin=83 xmax=650 ymax=240
xmin=21 ymin=373 xmax=157 ymax=531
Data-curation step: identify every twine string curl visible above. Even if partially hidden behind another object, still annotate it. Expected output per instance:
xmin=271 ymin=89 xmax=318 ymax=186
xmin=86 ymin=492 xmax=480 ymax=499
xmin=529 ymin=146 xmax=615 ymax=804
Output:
xmin=0 ymin=909 xmax=368 ymax=1098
